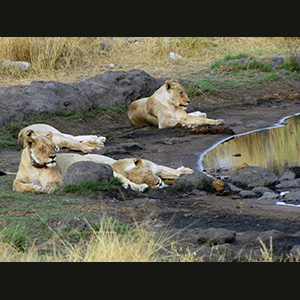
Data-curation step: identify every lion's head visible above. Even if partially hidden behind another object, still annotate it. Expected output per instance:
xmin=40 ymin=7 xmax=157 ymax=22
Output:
xmin=24 ymin=130 xmax=58 ymax=168
xmin=164 ymin=79 xmax=190 ymax=110
xmin=128 ymin=158 xmax=164 ymax=188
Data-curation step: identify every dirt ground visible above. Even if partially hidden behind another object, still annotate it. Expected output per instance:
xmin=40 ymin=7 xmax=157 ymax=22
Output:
xmin=2 ymin=76 xmax=300 ymax=259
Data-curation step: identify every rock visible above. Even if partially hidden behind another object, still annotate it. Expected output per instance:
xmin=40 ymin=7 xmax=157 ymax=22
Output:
xmin=275 ymin=178 xmax=300 ymax=189
xmin=252 ymin=186 xmax=273 ymax=196
xmin=259 ymin=191 xmax=279 ymax=199
xmin=196 ymin=228 xmax=236 ymax=246
xmin=172 ymin=170 xmax=213 ymax=193
xmin=236 ymin=229 xmax=287 ymax=246
xmin=282 ymin=191 xmax=300 ymax=204
xmin=47 ymin=216 xmax=89 ymax=230
xmin=239 ymin=190 xmax=257 ymax=198
xmin=229 ymin=166 xmax=279 ymax=189
xmin=105 ymin=63 xmax=115 ymax=69
xmin=168 ymin=52 xmax=183 ymax=61
xmin=0 ymin=69 xmax=166 ymax=127
xmin=227 ymin=183 xmax=242 ymax=193
xmin=63 ymin=161 xmax=113 ymax=186
xmin=279 ymin=170 xmax=296 ymax=182
xmin=2 ymin=59 xmax=31 ymax=71
xmin=257 ymin=192 xmax=280 ymax=204
xmin=269 ymin=54 xmax=286 ymax=67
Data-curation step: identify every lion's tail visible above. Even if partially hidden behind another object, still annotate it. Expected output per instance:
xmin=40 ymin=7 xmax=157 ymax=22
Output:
xmin=0 ymin=171 xmax=17 ymax=176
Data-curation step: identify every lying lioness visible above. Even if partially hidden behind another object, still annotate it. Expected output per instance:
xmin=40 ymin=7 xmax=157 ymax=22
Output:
xmin=18 ymin=124 xmax=106 ymax=153
xmin=128 ymin=79 xmax=224 ymax=129
xmin=12 ymin=130 xmax=193 ymax=193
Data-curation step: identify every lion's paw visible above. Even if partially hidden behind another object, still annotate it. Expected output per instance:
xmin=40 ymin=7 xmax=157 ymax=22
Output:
xmin=215 ymin=119 xmax=224 ymax=125
xmin=122 ymin=182 xmax=129 ymax=189
xmin=177 ymin=166 xmax=194 ymax=174
xmin=138 ymin=184 xmax=148 ymax=192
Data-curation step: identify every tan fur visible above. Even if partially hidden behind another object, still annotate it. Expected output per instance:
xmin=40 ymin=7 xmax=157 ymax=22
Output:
xmin=128 ymin=79 xmax=224 ymax=129
xmin=18 ymin=124 xmax=106 ymax=153
xmin=13 ymin=131 xmax=63 ymax=194
xmin=13 ymin=133 xmax=194 ymax=194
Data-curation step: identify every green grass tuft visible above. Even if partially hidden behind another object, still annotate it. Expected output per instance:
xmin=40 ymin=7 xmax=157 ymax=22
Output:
xmin=61 ymin=177 xmax=122 ymax=195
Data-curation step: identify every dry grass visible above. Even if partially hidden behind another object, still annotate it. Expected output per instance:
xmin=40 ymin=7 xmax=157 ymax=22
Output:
xmin=0 ymin=37 xmax=299 ymax=86
xmin=0 ymin=220 xmax=194 ymax=262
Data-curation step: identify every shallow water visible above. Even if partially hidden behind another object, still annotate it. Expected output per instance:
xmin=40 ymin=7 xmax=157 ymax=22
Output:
xmin=200 ymin=114 xmax=300 ymax=177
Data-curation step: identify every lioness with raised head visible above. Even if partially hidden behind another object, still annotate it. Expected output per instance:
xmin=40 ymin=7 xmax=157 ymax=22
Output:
xmin=128 ymin=79 xmax=224 ymax=129
xmin=18 ymin=124 xmax=106 ymax=153
xmin=12 ymin=130 xmax=193 ymax=194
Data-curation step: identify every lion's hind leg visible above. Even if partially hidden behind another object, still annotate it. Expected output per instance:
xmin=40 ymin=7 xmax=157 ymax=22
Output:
xmin=156 ymin=165 xmax=194 ymax=179
xmin=185 ymin=115 xmax=224 ymax=126
xmin=72 ymin=135 xmax=106 ymax=149
xmin=53 ymin=134 xmax=96 ymax=153
xmin=176 ymin=166 xmax=194 ymax=174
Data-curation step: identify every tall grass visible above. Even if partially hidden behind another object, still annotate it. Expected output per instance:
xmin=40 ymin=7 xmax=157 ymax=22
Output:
xmin=0 ymin=220 xmax=183 ymax=262
xmin=0 ymin=37 xmax=299 ymax=85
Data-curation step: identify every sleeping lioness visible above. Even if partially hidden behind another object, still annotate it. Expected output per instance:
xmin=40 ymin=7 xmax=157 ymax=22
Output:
xmin=128 ymin=79 xmax=224 ymax=129
xmin=12 ymin=130 xmax=193 ymax=193
xmin=18 ymin=124 xmax=106 ymax=153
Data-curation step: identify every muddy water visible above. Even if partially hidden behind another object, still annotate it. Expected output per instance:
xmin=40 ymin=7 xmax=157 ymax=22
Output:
xmin=200 ymin=114 xmax=300 ymax=177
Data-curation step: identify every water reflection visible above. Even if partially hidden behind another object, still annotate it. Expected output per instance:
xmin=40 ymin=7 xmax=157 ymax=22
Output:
xmin=201 ymin=115 xmax=300 ymax=177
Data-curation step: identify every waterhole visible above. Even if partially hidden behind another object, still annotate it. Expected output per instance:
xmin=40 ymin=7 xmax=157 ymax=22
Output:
xmin=200 ymin=114 xmax=300 ymax=178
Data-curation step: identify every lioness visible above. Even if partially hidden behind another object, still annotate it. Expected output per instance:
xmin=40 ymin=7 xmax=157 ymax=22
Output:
xmin=18 ymin=124 xmax=106 ymax=153
xmin=128 ymin=79 xmax=224 ymax=129
xmin=12 ymin=130 xmax=193 ymax=193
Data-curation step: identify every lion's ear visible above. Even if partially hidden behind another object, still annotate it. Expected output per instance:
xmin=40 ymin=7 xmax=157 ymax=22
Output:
xmin=165 ymin=80 xmax=172 ymax=91
xmin=133 ymin=157 xmax=143 ymax=167
xmin=26 ymin=129 xmax=36 ymax=137
xmin=25 ymin=137 xmax=36 ymax=149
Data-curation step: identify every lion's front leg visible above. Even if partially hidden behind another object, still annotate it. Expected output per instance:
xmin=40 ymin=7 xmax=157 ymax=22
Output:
xmin=43 ymin=182 xmax=61 ymax=194
xmin=13 ymin=179 xmax=42 ymax=193
xmin=113 ymin=171 xmax=148 ymax=192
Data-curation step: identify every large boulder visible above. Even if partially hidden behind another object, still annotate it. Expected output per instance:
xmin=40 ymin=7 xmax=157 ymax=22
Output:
xmin=229 ymin=166 xmax=279 ymax=189
xmin=0 ymin=69 xmax=166 ymax=127
xmin=62 ymin=161 xmax=113 ymax=186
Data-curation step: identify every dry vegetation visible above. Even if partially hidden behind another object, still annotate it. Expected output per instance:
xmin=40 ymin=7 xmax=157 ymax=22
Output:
xmin=0 ymin=37 xmax=299 ymax=86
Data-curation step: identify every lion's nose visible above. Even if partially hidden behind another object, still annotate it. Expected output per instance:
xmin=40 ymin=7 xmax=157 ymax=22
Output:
xmin=49 ymin=155 xmax=56 ymax=160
